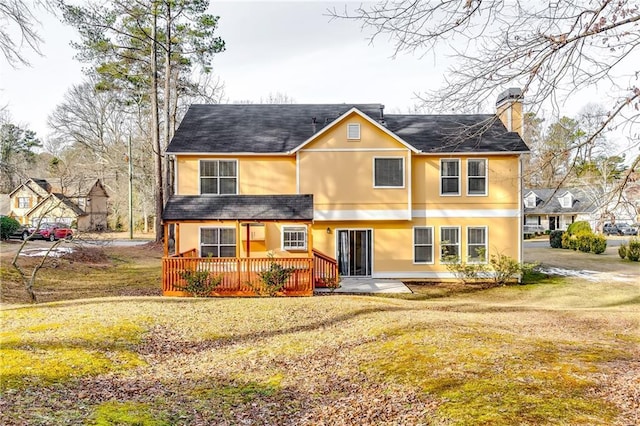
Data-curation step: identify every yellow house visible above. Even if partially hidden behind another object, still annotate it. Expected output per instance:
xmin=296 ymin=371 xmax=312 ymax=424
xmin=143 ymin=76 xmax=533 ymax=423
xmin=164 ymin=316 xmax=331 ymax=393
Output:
xmin=8 ymin=178 xmax=109 ymax=231
xmin=162 ymin=89 xmax=528 ymax=296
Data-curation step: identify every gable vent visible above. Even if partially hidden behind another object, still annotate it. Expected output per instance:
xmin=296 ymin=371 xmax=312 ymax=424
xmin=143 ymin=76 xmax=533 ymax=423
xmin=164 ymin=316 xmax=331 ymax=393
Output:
xmin=347 ymin=123 xmax=361 ymax=140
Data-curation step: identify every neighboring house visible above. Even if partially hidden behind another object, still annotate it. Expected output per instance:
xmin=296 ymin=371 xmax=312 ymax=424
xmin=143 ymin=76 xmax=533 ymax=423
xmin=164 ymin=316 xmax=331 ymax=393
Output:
xmin=523 ymin=188 xmax=598 ymax=234
xmin=7 ymin=178 xmax=109 ymax=231
xmin=161 ymin=88 xmax=529 ymax=296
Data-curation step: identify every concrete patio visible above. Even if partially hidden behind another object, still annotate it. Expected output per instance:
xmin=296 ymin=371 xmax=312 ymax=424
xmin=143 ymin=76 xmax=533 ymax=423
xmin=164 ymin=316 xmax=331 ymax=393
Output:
xmin=315 ymin=277 xmax=412 ymax=294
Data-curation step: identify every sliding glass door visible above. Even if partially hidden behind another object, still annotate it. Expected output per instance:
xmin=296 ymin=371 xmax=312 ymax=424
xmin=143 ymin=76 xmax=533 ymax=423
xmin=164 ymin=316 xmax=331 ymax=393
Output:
xmin=337 ymin=229 xmax=372 ymax=276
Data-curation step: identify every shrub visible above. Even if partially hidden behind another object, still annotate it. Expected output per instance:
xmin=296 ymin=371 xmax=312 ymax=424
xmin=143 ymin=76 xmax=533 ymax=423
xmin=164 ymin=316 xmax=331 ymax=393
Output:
xmin=561 ymin=232 xmax=577 ymax=250
xmin=566 ymin=221 xmax=591 ymax=235
xmin=618 ymin=243 xmax=628 ymax=259
xmin=627 ymin=238 xmax=640 ymax=262
xmin=589 ymin=234 xmax=607 ymax=254
xmin=575 ymin=231 xmax=593 ymax=253
xmin=446 ymin=259 xmax=489 ymax=284
xmin=549 ymin=230 xmax=564 ymax=248
xmin=177 ymin=269 xmax=222 ymax=297
xmin=256 ymin=256 xmax=295 ymax=296
xmin=0 ymin=216 xmax=20 ymax=240
xmin=489 ymin=252 xmax=522 ymax=286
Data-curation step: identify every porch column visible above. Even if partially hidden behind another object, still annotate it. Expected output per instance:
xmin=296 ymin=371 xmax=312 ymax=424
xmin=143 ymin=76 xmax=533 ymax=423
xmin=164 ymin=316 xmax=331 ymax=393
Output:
xmin=235 ymin=220 xmax=241 ymax=258
xmin=175 ymin=223 xmax=180 ymax=255
xmin=163 ymin=223 xmax=169 ymax=256
xmin=307 ymin=222 xmax=313 ymax=257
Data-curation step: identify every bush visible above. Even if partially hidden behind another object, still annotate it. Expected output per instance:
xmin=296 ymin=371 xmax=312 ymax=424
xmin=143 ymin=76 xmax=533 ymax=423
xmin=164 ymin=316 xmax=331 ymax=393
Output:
xmin=566 ymin=221 xmax=591 ymax=235
xmin=576 ymin=231 xmax=593 ymax=253
xmin=177 ymin=269 xmax=222 ymax=297
xmin=549 ymin=230 xmax=564 ymax=248
xmin=618 ymin=243 xmax=628 ymax=259
xmin=446 ymin=259 xmax=489 ymax=284
xmin=589 ymin=234 xmax=607 ymax=254
xmin=0 ymin=216 xmax=20 ymax=240
xmin=256 ymin=256 xmax=295 ymax=296
xmin=561 ymin=232 xmax=577 ymax=250
xmin=627 ymin=238 xmax=640 ymax=262
xmin=489 ymin=253 xmax=522 ymax=286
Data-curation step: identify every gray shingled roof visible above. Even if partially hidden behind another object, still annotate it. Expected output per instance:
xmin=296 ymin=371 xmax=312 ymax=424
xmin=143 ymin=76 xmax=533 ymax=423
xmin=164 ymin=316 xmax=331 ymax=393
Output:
xmin=163 ymin=195 xmax=314 ymax=221
xmin=385 ymin=114 xmax=528 ymax=153
xmin=166 ymin=104 xmax=529 ymax=154
xmin=524 ymin=188 xmax=598 ymax=214
xmin=167 ymin=104 xmax=384 ymax=154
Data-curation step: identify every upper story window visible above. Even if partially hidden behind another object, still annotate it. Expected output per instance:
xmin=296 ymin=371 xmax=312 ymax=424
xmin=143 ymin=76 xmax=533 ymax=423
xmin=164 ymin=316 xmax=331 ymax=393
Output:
xmin=414 ymin=227 xmax=434 ymax=264
xmin=440 ymin=159 xmax=460 ymax=195
xmin=347 ymin=123 xmax=361 ymax=140
xmin=467 ymin=159 xmax=487 ymax=195
xmin=18 ymin=197 xmax=30 ymax=208
xmin=200 ymin=227 xmax=236 ymax=257
xmin=374 ymin=157 xmax=404 ymax=188
xmin=200 ymin=160 xmax=237 ymax=195
xmin=282 ymin=226 xmax=307 ymax=251
xmin=524 ymin=193 xmax=537 ymax=208
xmin=558 ymin=192 xmax=573 ymax=208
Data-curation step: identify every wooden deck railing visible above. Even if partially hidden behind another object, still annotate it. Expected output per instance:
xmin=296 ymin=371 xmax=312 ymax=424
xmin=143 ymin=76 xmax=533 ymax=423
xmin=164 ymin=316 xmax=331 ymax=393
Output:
xmin=313 ymin=249 xmax=339 ymax=288
xmin=162 ymin=255 xmax=314 ymax=297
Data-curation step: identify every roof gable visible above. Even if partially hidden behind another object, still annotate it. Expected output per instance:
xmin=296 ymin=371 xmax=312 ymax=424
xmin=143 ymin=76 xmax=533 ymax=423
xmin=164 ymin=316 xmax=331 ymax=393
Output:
xmin=291 ymin=108 xmax=418 ymax=153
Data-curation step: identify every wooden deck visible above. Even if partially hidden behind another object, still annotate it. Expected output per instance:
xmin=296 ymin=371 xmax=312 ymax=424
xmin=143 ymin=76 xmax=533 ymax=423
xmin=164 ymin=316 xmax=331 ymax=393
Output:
xmin=162 ymin=249 xmax=338 ymax=297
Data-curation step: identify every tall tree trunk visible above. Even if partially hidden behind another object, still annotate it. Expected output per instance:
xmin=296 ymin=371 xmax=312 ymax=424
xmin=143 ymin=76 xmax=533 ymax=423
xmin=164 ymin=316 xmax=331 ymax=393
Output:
xmin=151 ymin=2 xmax=164 ymax=243
xmin=163 ymin=1 xmax=172 ymax=201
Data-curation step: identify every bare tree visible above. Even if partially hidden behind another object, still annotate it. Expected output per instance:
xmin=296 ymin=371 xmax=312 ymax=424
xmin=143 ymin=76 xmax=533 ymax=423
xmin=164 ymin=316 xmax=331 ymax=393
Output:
xmin=330 ymin=0 xmax=640 ymax=190
xmin=0 ymin=0 xmax=42 ymax=66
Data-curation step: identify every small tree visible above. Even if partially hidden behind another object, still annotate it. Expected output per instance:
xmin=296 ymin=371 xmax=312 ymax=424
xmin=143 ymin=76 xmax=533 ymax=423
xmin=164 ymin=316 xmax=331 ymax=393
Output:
xmin=255 ymin=254 xmax=295 ymax=296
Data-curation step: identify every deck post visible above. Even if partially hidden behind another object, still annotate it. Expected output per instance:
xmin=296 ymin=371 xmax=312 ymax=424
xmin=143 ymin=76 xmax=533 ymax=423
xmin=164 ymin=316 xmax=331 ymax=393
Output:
xmin=163 ymin=223 xmax=168 ymax=256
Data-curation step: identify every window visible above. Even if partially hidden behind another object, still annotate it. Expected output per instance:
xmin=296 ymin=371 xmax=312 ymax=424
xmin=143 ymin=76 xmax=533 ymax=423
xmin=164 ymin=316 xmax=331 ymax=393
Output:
xmin=467 ymin=227 xmax=487 ymax=263
xmin=524 ymin=193 xmax=537 ymax=208
xmin=282 ymin=226 xmax=307 ymax=251
xmin=440 ymin=159 xmax=460 ymax=195
xmin=374 ymin=157 xmax=404 ymax=187
xmin=200 ymin=160 xmax=237 ymax=195
xmin=200 ymin=227 xmax=236 ymax=257
xmin=559 ymin=193 xmax=573 ymax=208
xmin=18 ymin=197 xmax=29 ymax=208
xmin=347 ymin=123 xmax=361 ymax=140
xmin=440 ymin=227 xmax=460 ymax=262
xmin=467 ymin=159 xmax=487 ymax=195
xmin=414 ymin=227 xmax=434 ymax=263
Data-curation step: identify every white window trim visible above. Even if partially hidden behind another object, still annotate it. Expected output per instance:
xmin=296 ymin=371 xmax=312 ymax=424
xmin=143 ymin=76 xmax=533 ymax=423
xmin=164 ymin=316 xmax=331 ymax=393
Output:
xmin=439 ymin=226 xmax=461 ymax=263
xmin=199 ymin=226 xmax=237 ymax=258
xmin=281 ymin=225 xmax=307 ymax=251
xmin=440 ymin=159 xmax=461 ymax=196
xmin=467 ymin=158 xmax=488 ymax=196
xmin=413 ymin=226 xmax=435 ymax=265
xmin=347 ymin=123 xmax=361 ymax=140
xmin=198 ymin=159 xmax=239 ymax=195
xmin=372 ymin=156 xmax=405 ymax=188
xmin=467 ymin=226 xmax=488 ymax=264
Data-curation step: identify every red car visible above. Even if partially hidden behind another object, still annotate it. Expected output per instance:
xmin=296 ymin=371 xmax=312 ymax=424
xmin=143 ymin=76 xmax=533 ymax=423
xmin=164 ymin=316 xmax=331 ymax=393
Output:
xmin=29 ymin=223 xmax=74 ymax=241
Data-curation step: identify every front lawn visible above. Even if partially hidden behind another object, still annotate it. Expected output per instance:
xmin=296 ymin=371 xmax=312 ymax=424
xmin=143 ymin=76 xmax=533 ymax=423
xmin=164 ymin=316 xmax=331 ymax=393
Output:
xmin=1 ymin=278 xmax=638 ymax=425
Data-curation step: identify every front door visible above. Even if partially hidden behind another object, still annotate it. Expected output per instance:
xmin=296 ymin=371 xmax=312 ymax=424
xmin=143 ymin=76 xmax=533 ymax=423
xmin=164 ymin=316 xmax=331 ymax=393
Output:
xmin=337 ymin=230 xmax=372 ymax=276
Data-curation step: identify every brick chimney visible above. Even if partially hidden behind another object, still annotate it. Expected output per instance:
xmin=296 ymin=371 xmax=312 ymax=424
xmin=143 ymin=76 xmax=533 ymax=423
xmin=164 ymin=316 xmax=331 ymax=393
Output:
xmin=496 ymin=88 xmax=523 ymax=137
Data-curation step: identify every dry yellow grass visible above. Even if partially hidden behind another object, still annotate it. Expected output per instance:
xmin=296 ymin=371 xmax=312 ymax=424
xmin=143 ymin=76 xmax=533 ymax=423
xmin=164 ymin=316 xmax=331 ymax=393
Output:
xmin=1 ymin=276 xmax=638 ymax=425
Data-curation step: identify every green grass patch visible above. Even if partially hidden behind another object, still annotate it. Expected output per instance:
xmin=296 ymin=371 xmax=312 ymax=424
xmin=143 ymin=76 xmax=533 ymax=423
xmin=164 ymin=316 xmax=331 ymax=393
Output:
xmin=91 ymin=401 xmax=170 ymax=426
xmin=0 ymin=317 xmax=147 ymax=390
xmin=360 ymin=327 xmax=622 ymax=425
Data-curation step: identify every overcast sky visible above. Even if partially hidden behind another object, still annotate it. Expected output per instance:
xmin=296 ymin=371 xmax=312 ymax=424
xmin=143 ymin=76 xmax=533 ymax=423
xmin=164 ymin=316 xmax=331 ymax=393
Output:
xmin=0 ymin=0 xmax=627 ymax=149
xmin=1 ymin=1 xmax=448 ymax=140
